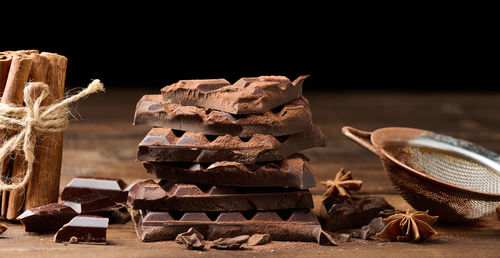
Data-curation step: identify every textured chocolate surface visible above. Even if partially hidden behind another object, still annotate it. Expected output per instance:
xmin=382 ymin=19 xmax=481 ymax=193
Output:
xmin=54 ymin=215 xmax=108 ymax=243
xmin=131 ymin=209 xmax=325 ymax=243
xmin=17 ymin=203 xmax=78 ymax=232
xmin=134 ymin=95 xmax=312 ymax=137
xmin=320 ymin=196 xmax=393 ymax=231
xmin=127 ymin=179 xmax=313 ymax=211
xmin=161 ymin=75 xmax=307 ymax=115
xmin=143 ymin=153 xmax=316 ymax=188
xmin=61 ymin=177 xmax=129 ymax=204
xmin=137 ymin=125 xmax=326 ymax=163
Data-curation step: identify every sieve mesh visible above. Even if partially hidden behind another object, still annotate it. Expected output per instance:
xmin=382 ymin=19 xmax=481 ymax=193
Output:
xmin=404 ymin=146 xmax=500 ymax=194
xmin=394 ymin=146 xmax=500 ymax=221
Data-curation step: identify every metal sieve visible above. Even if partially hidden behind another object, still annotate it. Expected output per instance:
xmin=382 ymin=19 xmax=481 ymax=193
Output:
xmin=342 ymin=126 xmax=500 ymax=223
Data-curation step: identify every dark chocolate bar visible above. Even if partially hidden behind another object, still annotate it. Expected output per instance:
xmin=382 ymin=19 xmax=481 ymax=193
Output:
xmin=161 ymin=75 xmax=307 ymax=115
xmin=17 ymin=203 xmax=78 ymax=232
xmin=137 ymin=125 xmax=326 ymax=164
xmin=134 ymin=95 xmax=312 ymax=138
xmin=127 ymin=179 xmax=313 ymax=211
xmin=144 ymin=153 xmax=316 ymax=189
xmin=61 ymin=177 xmax=128 ymax=204
xmin=54 ymin=215 xmax=108 ymax=244
xmin=131 ymin=209 xmax=334 ymax=245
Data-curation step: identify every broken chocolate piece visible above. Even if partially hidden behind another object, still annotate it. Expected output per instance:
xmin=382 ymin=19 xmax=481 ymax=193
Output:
xmin=62 ymin=193 xmax=117 ymax=214
xmin=144 ymin=154 xmax=316 ymax=189
xmin=211 ymin=235 xmax=249 ymax=250
xmin=355 ymin=218 xmax=386 ymax=241
xmin=128 ymin=179 xmax=314 ymax=211
xmin=137 ymin=125 xmax=326 ymax=164
xmin=131 ymin=209 xmax=324 ymax=243
xmin=17 ymin=203 xmax=78 ymax=232
xmin=313 ymin=228 xmax=337 ymax=246
xmin=337 ymin=233 xmax=351 ymax=242
xmin=321 ymin=196 xmax=393 ymax=231
xmin=175 ymin=228 xmax=206 ymax=250
xmin=134 ymin=95 xmax=313 ymax=138
xmin=62 ymin=193 xmax=131 ymax=224
xmin=0 ymin=223 xmax=6 ymax=235
xmin=61 ymin=177 xmax=128 ymax=204
xmin=161 ymin=75 xmax=307 ymax=115
xmin=366 ymin=217 xmax=386 ymax=235
xmin=54 ymin=215 xmax=109 ymax=244
xmin=248 ymin=234 xmax=271 ymax=246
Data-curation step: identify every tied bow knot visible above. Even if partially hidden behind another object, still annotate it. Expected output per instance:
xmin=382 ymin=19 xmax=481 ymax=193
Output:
xmin=0 ymin=80 xmax=104 ymax=191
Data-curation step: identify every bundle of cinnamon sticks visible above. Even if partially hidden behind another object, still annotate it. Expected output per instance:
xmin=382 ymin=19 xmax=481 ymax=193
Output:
xmin=0 ymin=49 xmax=67 ymax=220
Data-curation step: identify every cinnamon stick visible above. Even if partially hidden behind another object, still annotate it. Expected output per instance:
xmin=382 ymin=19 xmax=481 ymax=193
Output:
xmin=23 ymin=52 xmax=67 ymax=212
xmin=3 ymin=50 xmax=40 ymax=56
xmin=5 ymin=53 xmax=50 ymax=219
xmin=0 ymin=55 xmax=32 ymax=217
xmin=0 ymin=52 xmax=12 ymax=96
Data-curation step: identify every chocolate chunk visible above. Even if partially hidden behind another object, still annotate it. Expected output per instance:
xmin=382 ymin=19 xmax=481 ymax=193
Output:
xmin=131 ymin=209 xmax=323 ymax=243
xmin=54 ymin=215 xmax=108 ymax=244
xmin=248 ymin=234 xmax=271 ymax=246
xmin=337 ymin=233 xmax=351 ymax=242
xmin=211 ymin=235 xmax=249 ymax=250
xmin=128 ymin=179 xmax=314 ymax=211
xmin=161 ymin=75 xmax=307 ymax=115
xmin=17 ymin=203 xmax=78 ymax=232
xmin=62 ymin=193 xmax=131 ymax=224
xmin=0 ymin=223 xmax=6 ymax=235
xmin=61 ymin=177 xmax=128 ymax=204
xmin=144 ymin=153 xmax=316 ymax=189
xmin=62 ymin=193 xmax=117 ymax=214
xmin=366 ymin=217 xmax=386 ymax=235
xmin=314 ymin=228 xmax=337 ymax=246
xmin=359 ymin=228 xmax=371 ymax=240
xmin=321 ymin=196 xmax=393 ymax=231
xmin=134 ymin=95 xmax=313 ymax=138
xmin=137 ymin=125 xmax=326 ymax=164
xmin=175 ymin=227 xmax=206 ymax=250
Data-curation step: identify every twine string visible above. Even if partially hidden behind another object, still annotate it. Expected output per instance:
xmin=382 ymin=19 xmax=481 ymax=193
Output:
xmin=0 ymin=79 xmax=104 ymax=191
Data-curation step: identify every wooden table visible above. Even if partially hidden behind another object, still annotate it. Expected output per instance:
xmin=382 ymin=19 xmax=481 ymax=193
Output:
xmin=1 ymin=90 xmax=499 ymax=257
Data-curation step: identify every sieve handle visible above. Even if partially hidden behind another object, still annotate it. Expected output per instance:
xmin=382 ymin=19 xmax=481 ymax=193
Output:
xmin=342 ymin=126 xmax=379 ymax=155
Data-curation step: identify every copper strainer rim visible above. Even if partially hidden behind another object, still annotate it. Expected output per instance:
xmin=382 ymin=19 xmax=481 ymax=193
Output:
xmin=342 ymin=126 xmax=500 ymax=201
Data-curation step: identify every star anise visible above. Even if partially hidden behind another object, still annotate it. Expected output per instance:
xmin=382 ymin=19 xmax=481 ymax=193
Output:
xmin=320 ymin=168 xmax=363 ymax=197
xmin=376 ymin=210 xmax=438 ymax=242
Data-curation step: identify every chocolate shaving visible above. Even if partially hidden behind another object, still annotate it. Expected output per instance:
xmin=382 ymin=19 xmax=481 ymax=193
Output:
xmin=320 ymin=168 xmax=363 ymax=197
xmin=376 ymin=210 xmax=438 ymax=242
xmin=211 ymin=235 xmax=249 ymax=250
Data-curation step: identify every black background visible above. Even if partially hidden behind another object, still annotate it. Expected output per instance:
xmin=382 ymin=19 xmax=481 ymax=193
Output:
xmin=1 ymin=6 xmax=496 ymax=91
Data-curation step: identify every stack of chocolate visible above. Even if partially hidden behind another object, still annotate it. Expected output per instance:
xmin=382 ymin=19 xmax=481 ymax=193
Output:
xmin=130 ymin=75 xmax=333 ymax=244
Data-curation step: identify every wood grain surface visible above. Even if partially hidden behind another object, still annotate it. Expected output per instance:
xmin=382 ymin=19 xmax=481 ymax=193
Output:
xmin=1 ymin=89 xmax=499 ymax=257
